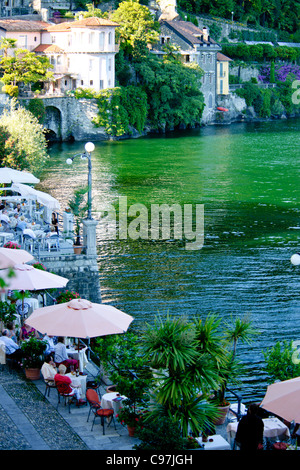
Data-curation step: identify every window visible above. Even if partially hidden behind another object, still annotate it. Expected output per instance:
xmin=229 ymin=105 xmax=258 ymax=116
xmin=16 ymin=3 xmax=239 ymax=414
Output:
xmin=89 ymin=32 xmax=95 ymax=44
xmin=108 ymin=32 xmax=112 ymax=45
xmin=57 ymin=55 xmax=62 ymax=65
xmin=81 ymin=80 xmax=84 ymax=86
xmin=89 ymin=59 xmax=93 ymax=71
xmin=186 ymin=55 xmax=190 ymax=63
xmin=90 ymin=80 xmax=93 ymax=85
xmin=108 ymin=58 xmax=112 ymax=71
xmin=18 ymin=35 xmax=27 ymax=47
xmin=34 ymin=36 xmax=37 ymax=42
xmin=51 ymin=35 xmax=56 ymax=44
xmin=99 ymin=32 xmax=105 ymax=49
xmin=202 ymin=53 xmax=206 ymax=64
xmin=100 ymin=80 xmax=104 ymax=89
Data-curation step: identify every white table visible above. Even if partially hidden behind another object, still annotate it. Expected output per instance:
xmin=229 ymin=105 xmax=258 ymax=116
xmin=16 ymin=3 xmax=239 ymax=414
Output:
xmin=0 ymin=232 xmax=14 ymax=245
xmin=227 ymin=417 xmax=290 ymax=441
xmin=101 ymin=392 xmax=127 ymax=413
xmin=66 ymin=346 xmax=89 ymax=373
xmin=196 ymin=434 xmax=231 ymax=450
xmin=66 ymin=373 xmax=87 ymax=399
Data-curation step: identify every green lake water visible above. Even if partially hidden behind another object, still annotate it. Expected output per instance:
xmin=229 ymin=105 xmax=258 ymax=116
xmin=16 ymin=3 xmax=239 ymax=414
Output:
xmin=41 ymin=118 xmax=300 ymax=402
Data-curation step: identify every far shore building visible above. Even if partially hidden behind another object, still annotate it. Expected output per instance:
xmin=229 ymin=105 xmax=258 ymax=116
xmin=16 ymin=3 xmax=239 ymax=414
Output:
xmin=0 ymin=16 xmax=119 ymax=94
xmin=150 ymin=20 xmax=222 ymax=123
xmin=217 ymin=52 xmax=232 ymax=96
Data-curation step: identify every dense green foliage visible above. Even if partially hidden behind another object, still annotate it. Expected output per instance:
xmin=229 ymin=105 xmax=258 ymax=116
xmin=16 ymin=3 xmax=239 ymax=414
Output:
xmin=26 ymin=98 xmax=46 ymax=124
xmin=177 ymin=0 xmax=299 ymax=38
xmin=0 ymin=49 xmax=53 ymax=89
xmin=235 ymin=76 xmax=300 ymax=117
xmin=263 ymin=340 xmax=300 ymax=382
xmin=222 ymin=43 xmax=300 ymax=63
xmin=0 ymin=100 xmax=49 ymax=173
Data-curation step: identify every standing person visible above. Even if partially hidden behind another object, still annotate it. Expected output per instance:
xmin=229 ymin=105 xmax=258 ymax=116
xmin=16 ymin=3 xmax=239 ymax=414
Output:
xmin=54 ymin=336 xmax=78 ymax=371
xmin=235 ymin=403 xmax=264 ymax=451
xmin=51 ymin=212 xmax=59 ymax=234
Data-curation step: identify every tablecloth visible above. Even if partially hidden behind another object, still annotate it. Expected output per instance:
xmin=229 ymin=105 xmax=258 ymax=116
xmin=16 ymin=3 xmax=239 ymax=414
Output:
xmin=66 ymin=373 xmax=87 ymax=399
xmin=101 ymin=392 xmax=127 ymax=413
xmin=227 ymin=417 xmax=290 ymax=440
xmin=67 ymin=346 xmax=89 ymax=373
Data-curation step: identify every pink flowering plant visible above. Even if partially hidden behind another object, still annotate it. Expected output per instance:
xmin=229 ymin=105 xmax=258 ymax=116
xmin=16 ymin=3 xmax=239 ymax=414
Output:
xmin=56 ymin=290 xmax=80 ymax=304
xmin=3 ymin=241 xmax=21 ymax=249
xmin=32 ymin=262 xmax=47 ymax=271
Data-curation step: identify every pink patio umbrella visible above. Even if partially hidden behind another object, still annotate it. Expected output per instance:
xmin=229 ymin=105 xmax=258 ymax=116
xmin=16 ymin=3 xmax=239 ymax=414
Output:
xmin=0 ymin=247 xmax=34 ymax=269
xmin=261 ymin=376 xmax=300 ymax=423
xmin=26 ymin=298 xmax=134 ymax=339
xmin=1 ymin=263 xmax=69 ymax=291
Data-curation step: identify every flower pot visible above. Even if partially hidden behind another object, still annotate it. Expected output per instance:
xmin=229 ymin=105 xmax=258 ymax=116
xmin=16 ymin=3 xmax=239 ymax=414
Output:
xmin=73 ymin=245 xmax=83 ymax=255
xmin=25 ymin=368 xmax=41 ymax=380
xmin=213 ymin=404 xmax=231 ymax=425
xmin=127 ymin=425 xmax=136 ymax=437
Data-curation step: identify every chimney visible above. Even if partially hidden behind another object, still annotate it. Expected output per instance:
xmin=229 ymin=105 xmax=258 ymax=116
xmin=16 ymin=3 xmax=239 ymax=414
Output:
xmin=202 ymin=27 xmax=209 ymax=41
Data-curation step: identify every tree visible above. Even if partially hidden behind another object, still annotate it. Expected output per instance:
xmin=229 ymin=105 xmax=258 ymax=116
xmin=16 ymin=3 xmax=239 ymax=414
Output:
xmin=134 ymin=55 xmax=204 ymax=131
xmin=0 ymin=49 xmax=53 ymax=88
xmin=141 ymin=315 xmax=220 ymax=437
xmin=0 ymin=99 xmax=49 ymax=173
xmin=112 ymin=0 xmax=159 ymax=57
xmin=0 ymin=37 xmax=16 ymax=57
xmin=75 ymin=2 xmax=108 ymax=18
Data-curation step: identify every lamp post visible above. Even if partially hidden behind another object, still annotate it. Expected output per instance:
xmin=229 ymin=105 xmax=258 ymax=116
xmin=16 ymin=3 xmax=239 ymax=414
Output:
xmin=66 ymin=142 xmax=95 ymax=220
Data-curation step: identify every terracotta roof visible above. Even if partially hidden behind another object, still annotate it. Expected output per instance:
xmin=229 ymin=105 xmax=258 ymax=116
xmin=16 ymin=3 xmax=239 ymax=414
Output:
xmin=33 ymin=44 xmax=64 ymax=53
xmin=217 ymin=52 xmax=232 ymax=61
xmin=47 ymin=16 xmax=119 ymax=32
xmin=161 ymin=20 xmax=218 ymax=46
xmin=0 ymin=19 xmax=49 ymax=32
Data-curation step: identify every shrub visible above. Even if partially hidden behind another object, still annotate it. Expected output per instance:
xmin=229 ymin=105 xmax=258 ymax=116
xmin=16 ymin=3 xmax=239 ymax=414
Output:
xmin=2 ymin=85 xmax=19 ymax=97
xmin=56 ymin=290 xmax=80 ymax=304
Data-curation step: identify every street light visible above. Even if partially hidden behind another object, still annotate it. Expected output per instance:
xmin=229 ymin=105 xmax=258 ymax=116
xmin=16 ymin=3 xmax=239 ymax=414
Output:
xmin=66 ymin=142 xmax=95 ymax=220
xmin=291 ymin=253 xmax=300 ymax=266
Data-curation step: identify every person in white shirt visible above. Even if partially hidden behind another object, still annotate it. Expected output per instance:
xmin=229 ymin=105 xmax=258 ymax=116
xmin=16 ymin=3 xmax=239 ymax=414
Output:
xmin=54 ymin=336 xmax=78 ymax=371
xmin=41 ymin=355 xmax=57 ymax=382
xmin=1 ymin=329 xmax=23 ymax=361
xmin=43 ymin=335 xmax=55 ymax=355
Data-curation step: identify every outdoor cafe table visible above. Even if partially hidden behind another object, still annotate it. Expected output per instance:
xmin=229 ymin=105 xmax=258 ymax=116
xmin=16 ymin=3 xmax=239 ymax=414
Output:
xmin=101 ymin=392 xmax=127 ymax=413
xmin=196 ymin=434 xmax=231 ymax=450
xmin=227 ymin=417 xmax=290 ymax=443
xmin=0 ymin=232 xmax=14 ymax=246
xmin=66 ymin=372 xmax=87 ymax=399
xmin=66 ymin=346 xmax=89 ymax=373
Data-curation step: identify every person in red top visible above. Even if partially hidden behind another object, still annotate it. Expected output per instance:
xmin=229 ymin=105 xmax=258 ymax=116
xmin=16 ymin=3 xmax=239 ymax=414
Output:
xmin=54 ymin=364 xmax=81 ymax=401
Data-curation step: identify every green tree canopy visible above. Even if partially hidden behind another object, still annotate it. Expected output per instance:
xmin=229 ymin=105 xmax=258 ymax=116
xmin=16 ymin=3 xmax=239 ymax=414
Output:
xmin=0 ymin=100 xmax=49 ymax=174
xmin=112 ymin=0 xmax=160 ymax=56
xmin=0 ymin=49 xmax=53 ymax=87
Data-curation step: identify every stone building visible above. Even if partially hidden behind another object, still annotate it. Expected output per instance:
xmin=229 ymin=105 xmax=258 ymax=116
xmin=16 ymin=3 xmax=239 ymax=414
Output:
xmin=151 ymin=20 xmax=221 ymax=123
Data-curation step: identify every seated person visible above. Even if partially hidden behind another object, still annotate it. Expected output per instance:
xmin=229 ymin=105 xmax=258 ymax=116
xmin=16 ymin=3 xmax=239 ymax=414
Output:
xmin=54 ymin=364 xmax=81 ymax=401
xmin=5 ymin=321 xmax=18 ymax=343
xmin=43 ymin=334 xmax=55 ymax=356
xmin=0 ymin=211 xmax=10 ymax=224
xmin=10 ymin=213 xmax=19 ymax=229
xmin=41 ymin=355 xmax=57 ymax=383
xmin=23 ymin=228 xmax=36 ymax=239
xmin=19 ymin=323 xmax=37 ymax=342
xmin=1 ymin=329 xmax=23 ymax=361
xmin=14 ymin=203 xmax=22 ymax=213
xmin=54 ymin=336 xmax=78 ymax=372
xmin=16 ymin=215 xmax=27 ymax=231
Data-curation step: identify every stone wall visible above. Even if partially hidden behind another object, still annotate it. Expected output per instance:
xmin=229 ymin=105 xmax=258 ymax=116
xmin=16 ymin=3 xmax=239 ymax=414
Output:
xmin=39 ymin=253 xmax=102 ymax=303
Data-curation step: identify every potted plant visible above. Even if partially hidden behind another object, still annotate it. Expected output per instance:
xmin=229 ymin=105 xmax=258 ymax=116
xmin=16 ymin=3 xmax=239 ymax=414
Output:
xmin=68 ymin=186 xmax=89 ymax=254
xmin=0 ymin=300 xmax=17 ymax=332
xmin=3 ymin=241 xmax=21 ymax=249
xmin=20 ymin=336 xmax=47 ymax=380
xmin=133 ymin=415 xmax=188 ymax=450
xmin=116 ymin=400 xmax=145 ymax=436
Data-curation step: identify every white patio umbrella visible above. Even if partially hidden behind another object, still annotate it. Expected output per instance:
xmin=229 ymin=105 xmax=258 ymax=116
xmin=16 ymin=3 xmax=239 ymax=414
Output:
xmin=0 ymin=167 xmax=40 ymax=184
xmin=11 ymin=183 xmax=60 ymax=211
xmin=26 ymin=298 xmax=134 ymax=339
xmin=0 ymin=247 xmax=34 ymax=269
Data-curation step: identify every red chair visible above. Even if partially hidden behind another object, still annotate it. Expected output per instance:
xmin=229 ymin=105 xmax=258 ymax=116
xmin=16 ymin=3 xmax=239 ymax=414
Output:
xmin=86 ymin=388 xmax=116 ymax=434
xmin=56 ymin=381 xmax=76 ymax=413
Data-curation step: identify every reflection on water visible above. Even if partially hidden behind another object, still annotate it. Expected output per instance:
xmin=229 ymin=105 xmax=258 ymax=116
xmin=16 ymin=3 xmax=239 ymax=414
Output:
xmin=41 ymin=119 xmax=300 ymax=402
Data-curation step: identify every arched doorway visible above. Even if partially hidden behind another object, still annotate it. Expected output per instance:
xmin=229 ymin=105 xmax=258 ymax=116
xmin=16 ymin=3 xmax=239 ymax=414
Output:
xmin=44 ymin=106 xmax=62 ymax=141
